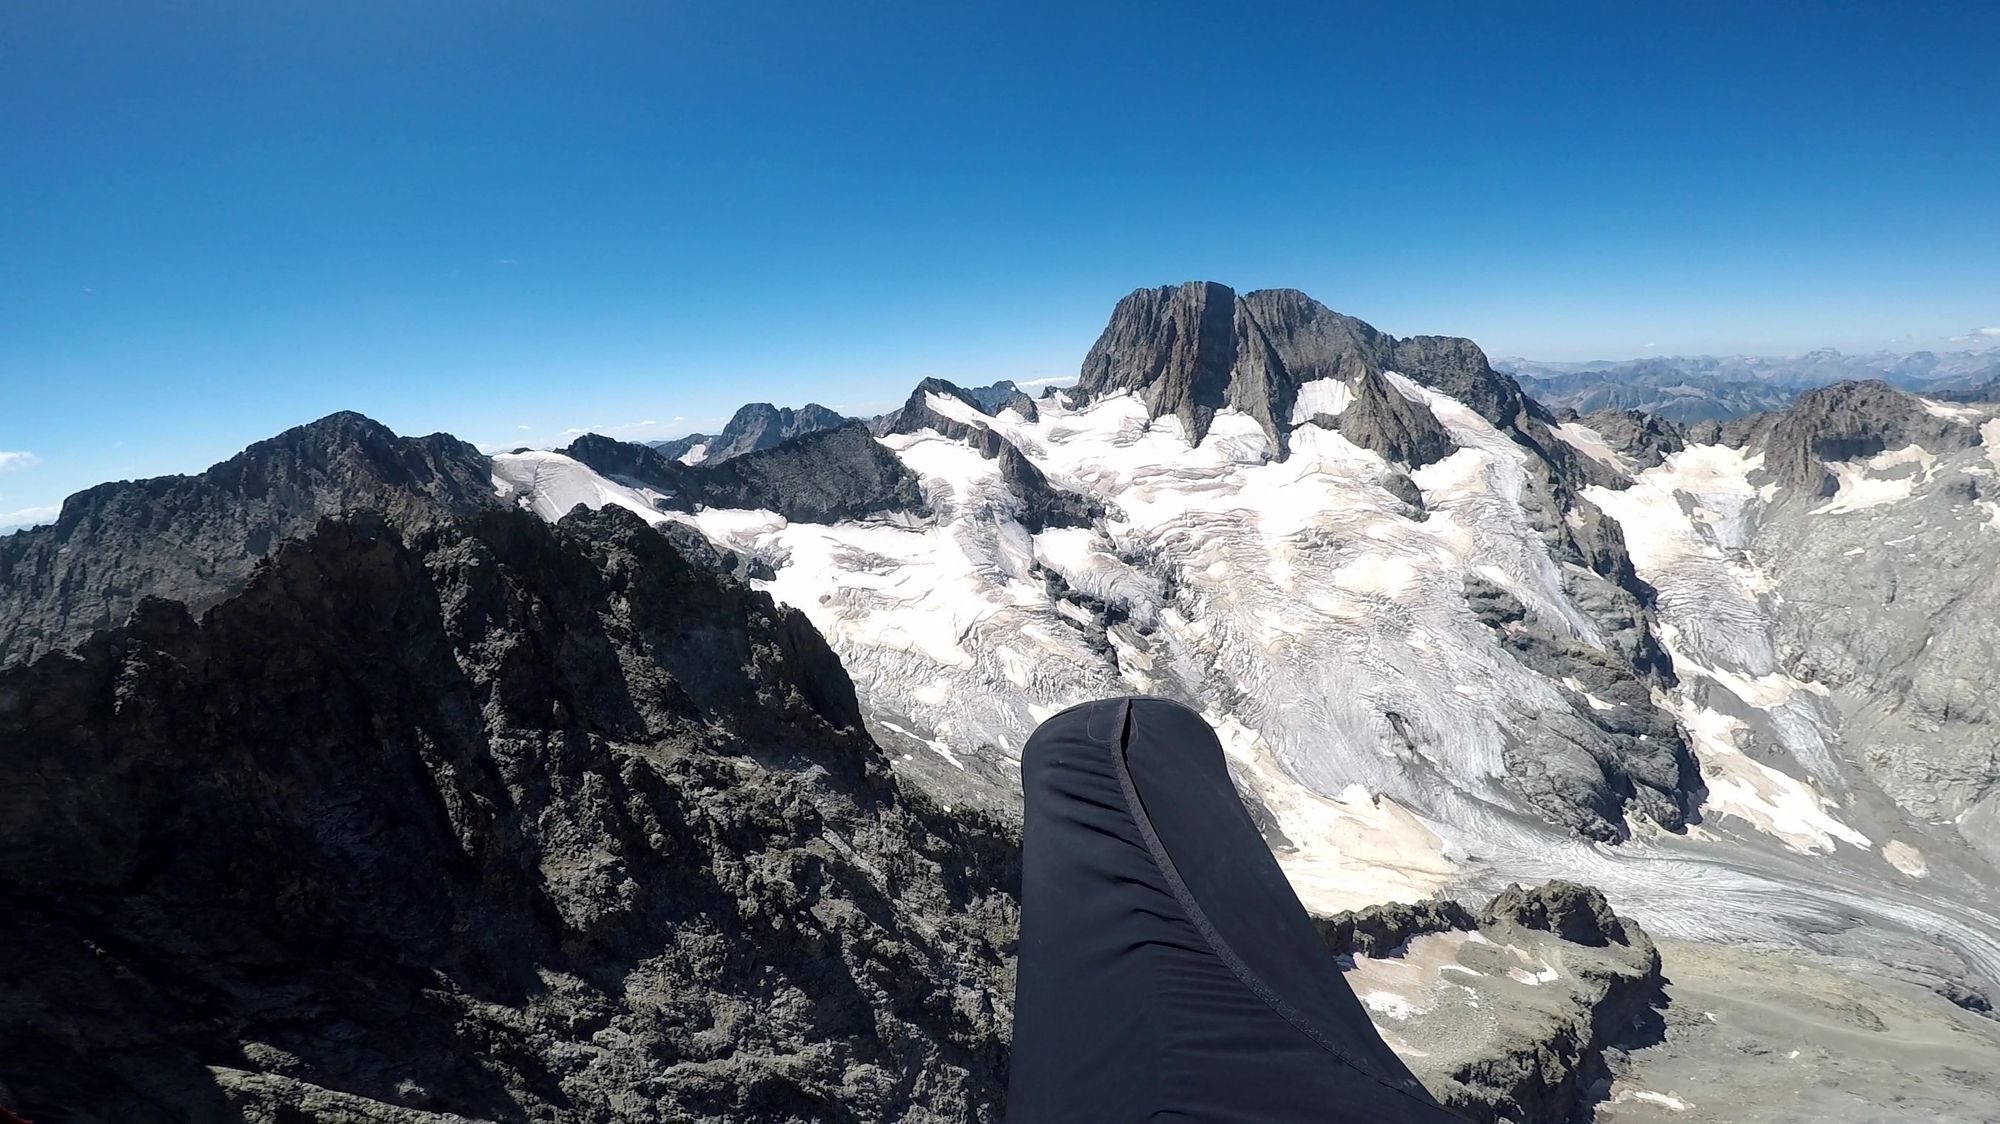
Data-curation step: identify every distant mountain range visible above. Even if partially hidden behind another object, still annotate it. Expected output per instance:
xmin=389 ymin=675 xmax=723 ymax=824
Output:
xmin=1499 ymin=348 xmax=2000 ymax=423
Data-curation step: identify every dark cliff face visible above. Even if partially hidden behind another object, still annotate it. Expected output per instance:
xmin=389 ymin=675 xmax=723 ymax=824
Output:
xmin=1759 ymin=380 xmax=1983 ymax=494
xmin=1336 ymin=366 xmax=1457 ymax=469
xmin=1073 ymin=282 xmax=1546 ymax=449
xmin=0 ymin=411 xmax=501 ymax=668
xmin=568 ymin=423 xmax=929 ymax=524
xmin=0 ymin=506 xmax=1017 ymax=1123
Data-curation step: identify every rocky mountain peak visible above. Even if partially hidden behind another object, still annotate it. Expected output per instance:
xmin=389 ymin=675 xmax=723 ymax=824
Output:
xmin=0 ymin=411 xmax=501 ymax=668
xmin=1 ymin=504 xmax=1017 ymax=1121
xmin=563 ymin=422 xmax=929 ymax=525
xmin=1762 ymin=379 xmax=1984 ymax=494
xmin=1074 ymin=282 xmax=1543 ymax=449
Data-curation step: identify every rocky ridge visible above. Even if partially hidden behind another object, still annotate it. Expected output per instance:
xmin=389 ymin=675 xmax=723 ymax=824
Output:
xmin=0 ymin=411 xmax=503 ymax=668
xmin=651 ymin=402 xmax=850 ymax=464
xmin=0 ymin=503 xmax=1017 ymax=1123
xmin=569 ymin=423 xmax=928 ymax=524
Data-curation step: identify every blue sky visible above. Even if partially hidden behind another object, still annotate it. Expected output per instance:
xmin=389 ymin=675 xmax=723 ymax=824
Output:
xmin=4 ymin=2 xmax=1997 ymax=528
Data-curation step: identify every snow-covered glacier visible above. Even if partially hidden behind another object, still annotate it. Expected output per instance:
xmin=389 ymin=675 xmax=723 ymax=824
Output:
xmin=496 ymin=284 xmax=2000 ymax=999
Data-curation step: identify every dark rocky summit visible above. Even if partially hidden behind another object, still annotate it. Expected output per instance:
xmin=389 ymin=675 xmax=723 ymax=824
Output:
xmin=1074 ymin=282 xmax=1549 ymax=449
xmin=569 ymin=423 xmax=929 ymax=524
xmin=0 ymin=504 xmax=1016 ymax=1123
xmin=1760 ymin=379 xmax=1983 ymax=494
xmin=872 ymin=378 xmax=997 ymax=443
xmin=0 ymin=411 xmax=502 ymax=668
xmin=651 ymin=402 xmax=851 ymax=464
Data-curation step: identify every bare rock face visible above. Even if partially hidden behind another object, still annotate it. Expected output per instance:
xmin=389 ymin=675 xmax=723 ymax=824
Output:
xmin=1480 ymin=881 xmax=1634 ymax=948
xmin=0 ymin=506 xmax=1017 ymax=1123
xmin=0 ymin=411 xmax=503 ymax=668
xmin=1337 ymin=366 xmax=1457 ymax=469
xmin=1462 ymin=575 xmax=1694 ymax=840
xmin=962 ymin=380 xmax=1039 ymax=422
xmin=1761 ymin=380 xmax=1982 ymax=494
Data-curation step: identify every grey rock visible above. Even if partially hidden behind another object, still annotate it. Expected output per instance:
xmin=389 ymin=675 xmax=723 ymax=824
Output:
xmin=1463 ymin=576 xmax=1694 ymax=839
xmin=1759 ymin=380 xmax=1982 ymax=494
xmin=962 ymin=381 xmax=1039 ymax=422
xmin=1336 ymin=366 xmax=1457 ymax=469
xmin=1074 ymin=283 xmax=1544 ymax=450
xmin=1314 ymin=896 xmax=1479 ymax=958
xmin=1334 ymin=882 xmax=1664 ymax=1124
xmin=1480 ymin=881 xmax=1634 ymax=948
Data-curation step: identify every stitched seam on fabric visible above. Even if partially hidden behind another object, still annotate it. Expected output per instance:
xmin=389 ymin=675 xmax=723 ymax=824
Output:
xmin=1107 ymin=698 xmax=1471 ymax=1119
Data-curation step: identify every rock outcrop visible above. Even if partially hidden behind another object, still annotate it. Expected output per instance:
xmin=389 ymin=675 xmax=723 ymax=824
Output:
xmin=1577 ymin=408 xmax=1687 ymax=468
xmin=1461 ymin=575 xmax=1695 ymax=839
xmin=1336 ymin=366 xmax=1457 ymax=469
xmin=1334 ymin=883 xmax=1664 ymax=1124
xmin=962 ymin=380 xmax=1039 ymax=422
xmin=0 ymin=505 xmax=1017 ymax=1123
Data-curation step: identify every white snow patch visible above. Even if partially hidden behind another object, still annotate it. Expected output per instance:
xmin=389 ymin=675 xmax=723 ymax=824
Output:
xmin=1667 ymin=694 xmax=1870 ymax=854
xmin=1612 ymin=1088 xmax=1692 ymax=1111
xmin=677 ymin=443 xmax=709 ymax=465
xmin=490 ymin=451 xmax=675 ymax=526
xmin=1554 ymin=421 xmax=1624 ymax=469
xmin=1290 ymin=376 xmax=1355 ymax=423
xmin=1359 ymin=991 xmax=1421 ymax=1021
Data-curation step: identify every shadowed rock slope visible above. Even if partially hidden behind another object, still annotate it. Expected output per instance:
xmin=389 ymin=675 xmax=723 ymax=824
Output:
xmin=0 ymin=504 xmax=1016 ymax=1123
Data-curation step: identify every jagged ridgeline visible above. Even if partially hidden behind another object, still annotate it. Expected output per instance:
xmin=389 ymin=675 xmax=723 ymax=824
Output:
xmin=0 ymin=417 xmax=1016 ymax=1122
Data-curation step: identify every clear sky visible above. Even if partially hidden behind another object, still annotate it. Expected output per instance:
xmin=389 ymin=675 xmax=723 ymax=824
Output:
xmin=4 ymin=1 xmax=1997 ymax=528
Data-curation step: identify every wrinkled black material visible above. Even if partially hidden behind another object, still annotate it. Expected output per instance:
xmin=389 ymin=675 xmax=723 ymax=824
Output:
xmin=1007 ymin=697 xmax=1462 ymax=1122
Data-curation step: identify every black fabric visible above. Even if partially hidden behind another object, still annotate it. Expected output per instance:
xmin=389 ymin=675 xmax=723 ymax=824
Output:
xmin=1006 ymin=697 xmax=1463 ymax=1123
